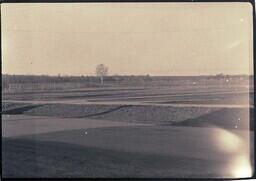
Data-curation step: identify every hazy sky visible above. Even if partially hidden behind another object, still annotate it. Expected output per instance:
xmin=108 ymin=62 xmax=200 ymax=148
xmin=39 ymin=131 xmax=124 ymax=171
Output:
xmin=1 ymin=3 xmax=253 ymax=76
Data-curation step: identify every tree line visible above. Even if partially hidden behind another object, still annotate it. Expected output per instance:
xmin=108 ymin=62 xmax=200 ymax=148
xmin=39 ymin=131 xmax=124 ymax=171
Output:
xmin=2 ymin=64 xmax=251 ymax=87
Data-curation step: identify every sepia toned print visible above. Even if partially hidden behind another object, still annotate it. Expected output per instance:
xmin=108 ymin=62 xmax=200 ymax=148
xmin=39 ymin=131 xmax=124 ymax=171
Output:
xmin=1 ymin=2 xmax=254 ymax=178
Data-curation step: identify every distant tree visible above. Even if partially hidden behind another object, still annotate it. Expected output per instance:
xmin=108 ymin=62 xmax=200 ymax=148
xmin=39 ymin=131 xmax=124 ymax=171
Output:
xmin=145 ymin=74 xmax=151 ymax=81
xmin=96 ymin=64 xmax=108 ymax=85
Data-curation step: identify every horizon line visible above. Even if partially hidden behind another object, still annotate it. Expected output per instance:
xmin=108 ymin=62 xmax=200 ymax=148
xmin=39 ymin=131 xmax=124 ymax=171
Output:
xmin=2 ymin=73 xmax=253 ymax=77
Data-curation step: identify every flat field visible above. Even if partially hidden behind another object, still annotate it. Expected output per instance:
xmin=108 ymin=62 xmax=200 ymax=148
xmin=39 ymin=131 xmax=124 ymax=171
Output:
xmin=2 ymin=78 xmax=254 ymax=178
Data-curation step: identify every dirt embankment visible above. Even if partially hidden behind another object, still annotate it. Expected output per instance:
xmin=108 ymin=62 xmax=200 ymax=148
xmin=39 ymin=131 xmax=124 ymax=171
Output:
xmin=2 ymin=102 xmax=252 ymax=129
xmin=2 ymin=102 xmax=218 ymax=124
xmin=172 ymin=108 xmax=253 ymax=130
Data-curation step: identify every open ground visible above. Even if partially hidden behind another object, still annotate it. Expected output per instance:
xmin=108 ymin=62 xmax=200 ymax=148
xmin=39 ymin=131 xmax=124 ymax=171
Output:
xmin=2 ymin=77 xmax=254 ymax=178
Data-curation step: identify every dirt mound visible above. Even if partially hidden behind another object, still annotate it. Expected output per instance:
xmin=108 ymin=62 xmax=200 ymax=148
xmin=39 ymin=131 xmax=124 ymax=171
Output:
xmin=4 ymin=102 xmax=251 ymax=128
xmin=2 ymin=102 xmax=41 ymax=115
xmin=172 ymin=108 xmax=253 ymax=130
xmin=22 ymin=103 xmax=218 ymax=124
xmin=90 ymin=105 xmax=218 ymax=124
xmin=24 ymin=104 xmax=121 ymax=118
xmin=2 ymin=102 xmax=30 ymax=111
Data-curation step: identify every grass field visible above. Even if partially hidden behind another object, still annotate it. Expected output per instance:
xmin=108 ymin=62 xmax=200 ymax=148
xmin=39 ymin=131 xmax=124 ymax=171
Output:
xmin=2 ymin=79 xmax=254 ymax=178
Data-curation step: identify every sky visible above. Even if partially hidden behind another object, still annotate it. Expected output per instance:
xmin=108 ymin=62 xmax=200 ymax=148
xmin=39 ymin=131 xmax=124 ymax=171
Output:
xmin=1 ymin=3 xmax=253 ymax=76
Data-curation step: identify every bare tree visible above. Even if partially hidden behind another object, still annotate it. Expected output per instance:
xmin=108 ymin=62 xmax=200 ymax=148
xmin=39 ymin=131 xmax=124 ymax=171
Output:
xmin=96 ymin=64 xmax=108 ymax=85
